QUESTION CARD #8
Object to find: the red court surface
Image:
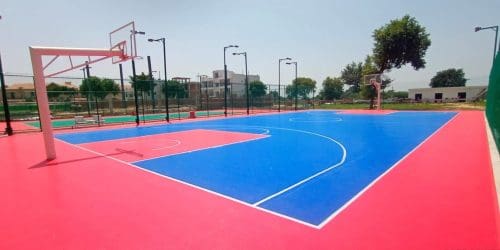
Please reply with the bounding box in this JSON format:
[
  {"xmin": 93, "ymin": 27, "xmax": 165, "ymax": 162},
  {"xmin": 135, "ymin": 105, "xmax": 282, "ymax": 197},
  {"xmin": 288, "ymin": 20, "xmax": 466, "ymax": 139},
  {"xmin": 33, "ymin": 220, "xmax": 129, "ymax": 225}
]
[
  {"xmin": 0, "ymin": 111, "xmax": 498, "ymax": 249},
  {"xmin": 80, "ymin": 129, "xmax": 268, "ymax": 162}
]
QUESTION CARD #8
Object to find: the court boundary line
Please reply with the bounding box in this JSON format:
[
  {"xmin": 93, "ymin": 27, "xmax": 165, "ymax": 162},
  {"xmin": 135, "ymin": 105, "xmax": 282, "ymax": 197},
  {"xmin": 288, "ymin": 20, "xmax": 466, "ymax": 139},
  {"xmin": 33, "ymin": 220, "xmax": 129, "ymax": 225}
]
[
  {"xmin": 53, "ymin": 111, "xmax": 457, "ymax": 229},
  {"xmin": 315, "ymin": 112, "xmax": 460, "ymax": 228},
  {"xmin": 56, "ymin": 138, "xmax": 322, "ymax": 229}
]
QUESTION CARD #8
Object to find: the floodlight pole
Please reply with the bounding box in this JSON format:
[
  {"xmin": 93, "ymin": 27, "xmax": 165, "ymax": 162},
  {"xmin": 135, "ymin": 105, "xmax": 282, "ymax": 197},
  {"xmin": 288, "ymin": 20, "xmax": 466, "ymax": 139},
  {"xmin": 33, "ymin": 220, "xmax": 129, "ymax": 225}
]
[
  {"xmin": 148, "ymin": 37, "xmax": 169, "ymax": 122},
  {"xmin": 0, "ymin": 53, "xmax": 13, "ymax": 135},
  {"xmin": 198, "ymin": 74, "xmax": 207, "ymax": 111},
  {"xmin": 278, "ymin": 57, "xmax": 292, "ymax": 112},
  {"xmin": 475, "ymin": 25, "xmax": 499, "ymax": 64},
  {"xmin": 147, "ymin": 55, "xmax": 156, "ymax": 112},
  {"xmin": 233, "ymin": 52, "xmax": 249, "ymax": 115},
  {"xmin": 224, "ymin": 45, "xmax": 238, "ymax": 117},
  {"xmin": 287, "ymin": 61, "xmax": 298, "ymax": 111}
]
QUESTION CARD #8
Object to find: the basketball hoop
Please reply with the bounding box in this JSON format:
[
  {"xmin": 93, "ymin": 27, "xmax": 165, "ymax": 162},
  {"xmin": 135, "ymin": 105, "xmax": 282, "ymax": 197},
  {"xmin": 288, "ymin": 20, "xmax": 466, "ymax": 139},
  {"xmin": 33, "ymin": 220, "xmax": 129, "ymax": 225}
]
[
  {"xmin": 363, "ymin": 74, "xmax": 385, "ymax": 111},
  {"xmin": 30, "ymin": 21, "xmax": 140, "ymax": 160}
]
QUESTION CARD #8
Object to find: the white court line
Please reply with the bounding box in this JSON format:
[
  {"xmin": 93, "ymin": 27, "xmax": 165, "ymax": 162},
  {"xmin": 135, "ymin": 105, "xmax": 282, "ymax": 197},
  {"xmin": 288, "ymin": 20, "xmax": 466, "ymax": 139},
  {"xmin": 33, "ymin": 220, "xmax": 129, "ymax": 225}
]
[
  {"xmin": 77, "ymin": 129, "xmax": 205, "ymax": 145},
  {"xmin": 56, "ymin": 138, "xmax": 321, "ymax": 229},
  {"xmin": 315, "ymin": 112, "xmax": 460, "ymax": 228},
  {"xmin": 253, "ymin": 127, "xmax": 347, "ymax": 206},
  {"xmin": 131, "ymin": 135, "xmax": 270, "ymax": 164},
  {"xmin": 152, "ymin": 139, "xmax": 181, "ymax": 150},
  {"xmin": 288, "ymin": 117, "xmax": 343, "ymax": 123}
]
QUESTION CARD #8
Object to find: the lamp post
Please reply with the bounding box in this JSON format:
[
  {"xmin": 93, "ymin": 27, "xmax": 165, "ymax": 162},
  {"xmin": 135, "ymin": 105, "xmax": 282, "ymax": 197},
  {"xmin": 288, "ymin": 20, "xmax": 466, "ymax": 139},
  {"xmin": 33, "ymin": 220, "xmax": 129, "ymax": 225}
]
[
  {"xmin": 224, "ymin": 45, "xmax": 238, "ymax": 117},
  {"xmin": 197, "ymin": 74, "xmax": 207, "ymax": 111},
  {"xmin": 233, "ymin": 52, "xmax": 249, "ymax": 115},
  {"xmin": 475, "ymin": 25, "xmax": 499, "ymax": 64},
  {"xmin": 286, "ymin": 61, "xmax": 298, "ymax": 111},
  {"xmin": 148, "ymin": 37, "xmax": 169, "ymax": 122},
  {"xmin": 278, "ymin": 57, "xmax": 292, "ymax": 112}
]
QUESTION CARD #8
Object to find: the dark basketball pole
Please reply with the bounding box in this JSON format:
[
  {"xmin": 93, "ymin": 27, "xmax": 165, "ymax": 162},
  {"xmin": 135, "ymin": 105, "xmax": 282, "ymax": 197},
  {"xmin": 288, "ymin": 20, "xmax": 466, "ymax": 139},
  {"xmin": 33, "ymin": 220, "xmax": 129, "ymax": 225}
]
[
  {"xmin": 233, "ymin": 52, "xmax": 249, "ymax": 115},
  {"xmin": 0, "ymin": 15, "xmax": 12, "ymax": 135},
  {"xmin": 286, "ymin": 61, "xmax": 298, "ymax": 111},
  {"xmin": 278, "ymin": 57, "xmax": 291, "ymax": 112},
  {"xmin": 475, "ymin": 25, "xmax": 499, "ymax": 64},
  {"xmin": 119, "ymin": 63, "xmax": 126, "ymax": 109},
  {"xmin": 130, "ymin": 30, "xmax": 145, "ymax": 125},
  {"xmin": 197, "ymin": 74, "xmax": 207, "ymax": 111},
  {"xmin": 148, "ymin": 37, "xmax": 169, "ymax": 122},
  {"xmin": 131, "ymin": 59, "xmax": 140, "ymax": 125},
  {"xmin": 0, "ymin": 53, "xmax": 12, "ymax": 135},
  {"xmin": 224, "ymin": 45, "xmax": 238, "ymax": 117}
]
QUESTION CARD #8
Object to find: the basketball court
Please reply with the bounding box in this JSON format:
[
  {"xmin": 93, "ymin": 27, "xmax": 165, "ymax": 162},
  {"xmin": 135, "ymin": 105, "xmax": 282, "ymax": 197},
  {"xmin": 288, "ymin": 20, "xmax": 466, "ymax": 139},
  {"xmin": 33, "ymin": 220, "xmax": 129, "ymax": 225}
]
[
  {"xmin": 0, "ymin": 21, "xmax": 498, "ymax": 249},
  {"xmin": 0, "ymin": 110, "xmax": 498, "ymax": 249}
]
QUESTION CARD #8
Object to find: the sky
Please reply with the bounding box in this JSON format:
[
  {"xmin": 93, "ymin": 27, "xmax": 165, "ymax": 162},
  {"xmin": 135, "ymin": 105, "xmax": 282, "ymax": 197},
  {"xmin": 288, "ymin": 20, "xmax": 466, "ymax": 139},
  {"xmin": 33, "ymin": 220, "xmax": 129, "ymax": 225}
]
[{"xmin": 1, "ymin": 0, "xmax": 499, "ymax": 91}]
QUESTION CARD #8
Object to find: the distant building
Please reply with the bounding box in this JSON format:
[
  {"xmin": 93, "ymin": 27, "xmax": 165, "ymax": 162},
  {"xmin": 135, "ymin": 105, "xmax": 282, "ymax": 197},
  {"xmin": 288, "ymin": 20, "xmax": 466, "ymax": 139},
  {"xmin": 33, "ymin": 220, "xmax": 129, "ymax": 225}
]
[
  {"xmin": 200, "ymin": 70, "xmax": 260, "ymax": 97},
  {"xmin": 5, "ymin": 83, "xmax": 35, "ymax": 100},
  {"xmin": 408, "ymin": 86, "xmax": 487, "ymax": 102},
  {"xmin": 6, "ymin": 81, "xmax": 80, "ymax": 101}
]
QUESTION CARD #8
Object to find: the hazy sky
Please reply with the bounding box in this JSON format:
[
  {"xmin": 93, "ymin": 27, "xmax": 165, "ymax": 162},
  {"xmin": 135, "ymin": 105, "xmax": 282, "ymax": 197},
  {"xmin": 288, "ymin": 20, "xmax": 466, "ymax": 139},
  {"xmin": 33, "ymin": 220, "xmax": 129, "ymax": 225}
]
[{"xmin": 1, "ymin": 0, "xmax": 499, "ymax": 90}]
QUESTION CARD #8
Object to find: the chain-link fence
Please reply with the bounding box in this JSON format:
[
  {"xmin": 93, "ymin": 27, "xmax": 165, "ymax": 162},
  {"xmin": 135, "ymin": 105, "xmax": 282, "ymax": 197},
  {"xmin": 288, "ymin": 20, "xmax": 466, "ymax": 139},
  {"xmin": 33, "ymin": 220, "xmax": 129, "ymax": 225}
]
[{"xmin": 0, "ymin": 74, "xmax": 312, "ymax": 133}]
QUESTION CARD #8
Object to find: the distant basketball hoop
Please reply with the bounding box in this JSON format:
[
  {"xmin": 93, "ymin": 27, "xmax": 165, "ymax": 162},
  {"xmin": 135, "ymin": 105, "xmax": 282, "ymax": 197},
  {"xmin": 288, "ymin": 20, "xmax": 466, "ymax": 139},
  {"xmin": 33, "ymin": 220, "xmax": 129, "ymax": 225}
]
[{"xmin": 363, "ymin": 73, "xmax": 386, "ymax": 111}]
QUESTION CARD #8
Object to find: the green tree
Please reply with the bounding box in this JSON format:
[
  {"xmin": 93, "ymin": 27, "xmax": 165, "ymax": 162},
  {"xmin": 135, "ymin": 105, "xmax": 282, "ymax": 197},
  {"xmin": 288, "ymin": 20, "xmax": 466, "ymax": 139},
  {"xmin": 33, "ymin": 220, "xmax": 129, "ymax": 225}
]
[
  {"xmin": 320, "ymin": 77, "xmax": 343, "ymax": 100},
  {"xmin": 340, "ymin": 62, "xmax": 363, "ymax": 93},
  {"xmin": 249, "ymin": 80, "xmax": 267, "ymax": 97},
  {"xmin": 130, "ymin": 72, "xmax": 155, "ymax": 93},
  {"xmin": 46, "ymin": 82, "xmax": 77, "ymax": 100},
  {"xmin": 80, "ymin": 76, "xmax": 120, "ymax": 100},
  {"xmin": 268, "ymin": 90, "xmax": 279, "ymax": 99},
  {"xmin": 372, "ymin": 15, "xmax": 431, "ymax": 73},
  {"xmin": 161, "ymin": 80, "xmax": 187, "ymax": 98},
  {"xmin": 286, "ymin": 77, "xmax": 317, "ymax": 99},
  {"xmin": 429, "ymin": 68, "xmax": 467, "ymax": 87}
]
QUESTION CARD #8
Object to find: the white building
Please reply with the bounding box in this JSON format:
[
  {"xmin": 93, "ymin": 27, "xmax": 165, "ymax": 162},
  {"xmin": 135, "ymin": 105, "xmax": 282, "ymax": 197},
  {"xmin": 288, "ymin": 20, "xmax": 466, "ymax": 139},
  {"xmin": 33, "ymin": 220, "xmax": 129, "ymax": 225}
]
[
  {"xmin": 202, "ymin": 70, "xmax": 260, "ymax": 97},
  {"xmin": 408, "ymin": 86, "xmax": 487, "ymax": 102}
]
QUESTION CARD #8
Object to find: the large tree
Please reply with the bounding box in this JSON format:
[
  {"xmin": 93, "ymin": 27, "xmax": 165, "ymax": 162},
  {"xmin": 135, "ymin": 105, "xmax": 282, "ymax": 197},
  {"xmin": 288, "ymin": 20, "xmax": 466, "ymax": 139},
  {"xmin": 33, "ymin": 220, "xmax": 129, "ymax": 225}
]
[
  {"xmin": 249, "ymin": 80, "xmax": 267, "ymax": 97},
  {"xmin": 286, "ymin": 77, "xmax": 316, "ymax": 99},
  {"xmin": 372, "ymin": 15, "xmax": 431, "ymax": 73},
  {"xmin": 429, "ymin": 68, "xmax": 467, "ymax": 88},
  {"xmin": 320, "ymin": 77, "xmax": 343, "ymax": 100},
  {"xmin": 80, "ymin": 76, "xmax": 119, "ymax": 100},
  {"xmin": 130, "ymin": 72, "xmax": 156, "ymax": 93},
  {"xmin": 161, "ymin": 80, "xmax": 187, "ymax": 98},
  {"xmin": 340, "ymin": 62, "xmax": 363, "ymax": 93}
]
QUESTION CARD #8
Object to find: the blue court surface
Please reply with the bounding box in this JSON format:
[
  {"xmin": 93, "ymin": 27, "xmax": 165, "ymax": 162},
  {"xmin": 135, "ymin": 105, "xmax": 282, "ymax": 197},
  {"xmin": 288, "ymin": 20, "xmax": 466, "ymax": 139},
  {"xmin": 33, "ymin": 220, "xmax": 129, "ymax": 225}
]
[{"xmin": 56, "ymin": 110, "xmax": 456, "ymax": 227}]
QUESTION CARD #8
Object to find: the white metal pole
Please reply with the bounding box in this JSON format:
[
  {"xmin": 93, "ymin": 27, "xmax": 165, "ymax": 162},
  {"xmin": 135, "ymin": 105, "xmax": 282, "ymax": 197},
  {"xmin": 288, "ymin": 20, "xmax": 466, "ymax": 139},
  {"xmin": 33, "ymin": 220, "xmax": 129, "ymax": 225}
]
[{"xmin": 30, "ymin": 47, "xmax": 56, "ymax": 160}]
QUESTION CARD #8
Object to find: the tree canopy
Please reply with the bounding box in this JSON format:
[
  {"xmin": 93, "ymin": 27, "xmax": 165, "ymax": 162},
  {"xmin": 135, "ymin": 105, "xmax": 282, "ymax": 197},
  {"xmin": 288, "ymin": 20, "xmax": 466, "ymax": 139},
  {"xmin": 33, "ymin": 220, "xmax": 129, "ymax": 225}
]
[
  {"xmin": 80, "ymin": 76, "xmax": 120, "ymax": 100},
  {"xmin": 130, "ymin": 72, "xmax": 156, "ymax": 93},
  {"xmin": 429, "ymin": 68, "xmax": 467, "ymax": 88},
  {"xmin": 372, "ymin": 15, "xmax": 431, "ymax": 73},
  {"xmin": 340, "ymin": 62, "xmax": 363, "ymax": 93},
  {"xmin": 46, "ymin": 82, "xmax": 77, "ymax": 100},
  {"xmin": 320, "ymin": 77, "xmax": 343, "ymax": 100},
  {"xmin": 286, "ymin": 77, "xmax": 316, "ymax": 99},
  {"xmin": 249, "ymin": 80, "xmax": 267, "ymax": 97},
  {"xmin": 161, "ymin": 80, "xmax": 187, "ymax": 98}
]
